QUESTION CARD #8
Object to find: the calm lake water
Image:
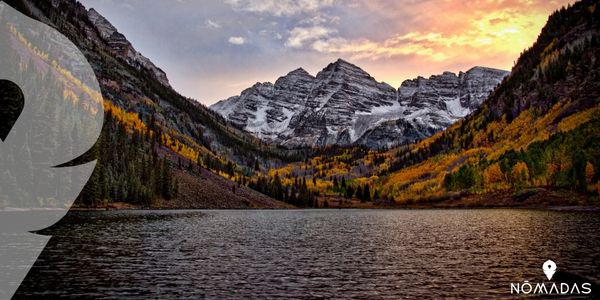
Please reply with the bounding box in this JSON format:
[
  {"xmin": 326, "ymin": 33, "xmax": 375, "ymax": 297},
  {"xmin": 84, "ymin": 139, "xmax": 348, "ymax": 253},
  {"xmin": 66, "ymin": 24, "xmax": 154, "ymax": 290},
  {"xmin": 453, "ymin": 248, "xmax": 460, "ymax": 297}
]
[{"xmin": 14, "ymin": 209, "xmax": 600, "ymax": 299}]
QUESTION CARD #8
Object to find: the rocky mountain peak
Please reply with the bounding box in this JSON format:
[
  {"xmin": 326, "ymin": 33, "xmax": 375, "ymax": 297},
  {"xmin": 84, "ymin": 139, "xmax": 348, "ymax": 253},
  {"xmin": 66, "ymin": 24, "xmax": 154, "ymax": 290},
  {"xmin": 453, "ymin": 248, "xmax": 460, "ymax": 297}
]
[
  {"xmin": 86, "ymin": 8, "xmax": 170, "ymax": 87},
  {"xmin": 462, "ymin": 66, "xmax": 508, "ymax": 81},
  {"xmin": 287, "ymin": 67, "xmax": 312, "ymax": 77},
  {"xmin": 243, "ymin": 82, "xmax": 273, "ymax": 97},
  {"xmin": 316, "ymin": 58, "xmax": 371, "ymax": 80},
  {"xmin": 275, "ymin": 68, "xmax": 314, "ymax": 87},
  {"xmin": 87, "ymin": 8, "xmax": 116, "ymax": 40}
]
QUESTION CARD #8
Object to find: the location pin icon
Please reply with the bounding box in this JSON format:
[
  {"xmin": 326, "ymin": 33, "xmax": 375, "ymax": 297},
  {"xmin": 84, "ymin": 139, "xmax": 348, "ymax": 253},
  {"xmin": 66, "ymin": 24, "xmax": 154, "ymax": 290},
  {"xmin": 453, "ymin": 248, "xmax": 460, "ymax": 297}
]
[{"xmin": 543, "ymin": 260, "xmax": 557, "ymax": 280}]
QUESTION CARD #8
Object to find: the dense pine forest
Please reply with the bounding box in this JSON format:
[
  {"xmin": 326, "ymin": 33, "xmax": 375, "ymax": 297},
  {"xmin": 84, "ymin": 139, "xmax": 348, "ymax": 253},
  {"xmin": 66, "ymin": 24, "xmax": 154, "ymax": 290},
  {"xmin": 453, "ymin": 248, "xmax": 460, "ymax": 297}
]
[{"xmin": 79, "ymin": 111, "xmax": 178, "ymax": 207}]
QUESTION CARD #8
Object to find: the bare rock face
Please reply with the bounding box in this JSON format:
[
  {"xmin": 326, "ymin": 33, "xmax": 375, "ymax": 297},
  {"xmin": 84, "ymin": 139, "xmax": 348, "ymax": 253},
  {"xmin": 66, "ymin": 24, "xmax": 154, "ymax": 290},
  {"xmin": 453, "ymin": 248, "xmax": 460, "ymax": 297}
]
[
  {"xmin": 87, "ymin": 8, "xmax": 170, "ymax": 87},
  {"xmin": 393, "ymin": 66, "xmax": 509, "ymax": 147},
  {"xmin": 285, "ymin": 59, "xmax": 397, "ymax": 147},
  {"xmin": 211, "ymin": 59, "xmax": 508, "ymax": 148},
  {"xmin": 211, "ymin": 68, "xmax": 316, "ymax": 142}
]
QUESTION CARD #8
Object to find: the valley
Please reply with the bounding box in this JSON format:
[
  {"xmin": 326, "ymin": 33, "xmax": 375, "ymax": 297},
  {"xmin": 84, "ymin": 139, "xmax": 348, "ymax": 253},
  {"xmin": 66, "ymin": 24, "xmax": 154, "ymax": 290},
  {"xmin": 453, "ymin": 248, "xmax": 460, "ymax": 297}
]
[{"xmin": 2, "ymin": 0, "xmax": 599, "ymax": 210}]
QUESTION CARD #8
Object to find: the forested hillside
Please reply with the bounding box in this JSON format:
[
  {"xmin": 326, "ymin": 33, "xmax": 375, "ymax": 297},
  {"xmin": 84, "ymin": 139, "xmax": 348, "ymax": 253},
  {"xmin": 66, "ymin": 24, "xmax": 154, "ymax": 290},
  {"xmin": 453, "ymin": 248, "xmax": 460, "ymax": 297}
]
[{"xmin": 380, "ymin": 0, "xmax": 600, "ymax": 203}]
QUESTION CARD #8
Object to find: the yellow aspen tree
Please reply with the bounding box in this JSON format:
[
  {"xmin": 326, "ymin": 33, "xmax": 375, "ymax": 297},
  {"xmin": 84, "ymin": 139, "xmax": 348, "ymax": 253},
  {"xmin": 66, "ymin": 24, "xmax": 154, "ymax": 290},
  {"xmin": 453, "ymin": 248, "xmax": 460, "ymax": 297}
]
[
  {"xmin": 483, "ymin": 163, "xmax": 504, "ymax": 187},
  {"xmin": 585, "ymin": 162, "xmax": 595, "ymax": 185},
  {"xmin": 512, "ymin": 161, "xmax": 530, "ymax": 188}
]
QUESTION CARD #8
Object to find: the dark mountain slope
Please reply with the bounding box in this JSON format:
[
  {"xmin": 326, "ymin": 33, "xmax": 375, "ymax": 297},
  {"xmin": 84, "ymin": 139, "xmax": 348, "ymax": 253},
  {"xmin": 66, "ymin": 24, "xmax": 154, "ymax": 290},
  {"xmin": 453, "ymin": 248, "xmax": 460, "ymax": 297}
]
[{"xmin": 2, "ymin": 0, "xmax": 292, "ymax": 208}]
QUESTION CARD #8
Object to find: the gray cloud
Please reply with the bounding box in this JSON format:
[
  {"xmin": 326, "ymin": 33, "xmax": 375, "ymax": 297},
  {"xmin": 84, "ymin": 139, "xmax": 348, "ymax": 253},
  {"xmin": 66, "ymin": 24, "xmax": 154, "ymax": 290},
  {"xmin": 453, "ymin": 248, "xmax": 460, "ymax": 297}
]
[
  {"xmin": 285, "ymin": 26, "xmax": 334, "ymax": 48},
  {"xmin": 206, "ymin": 19, "xmax": 221, "ymax": 29},
  {"xmin": 225, "ymin": 0, "xmax": 336, "ymax": 16}
]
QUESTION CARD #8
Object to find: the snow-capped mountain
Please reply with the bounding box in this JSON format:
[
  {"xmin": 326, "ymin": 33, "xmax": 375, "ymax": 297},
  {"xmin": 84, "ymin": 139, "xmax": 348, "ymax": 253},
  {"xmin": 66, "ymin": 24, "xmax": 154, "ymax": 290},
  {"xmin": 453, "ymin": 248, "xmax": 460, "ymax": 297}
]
[{"xmin": 211, "ymin": 59, "xmax": 508, "ymax": 148}]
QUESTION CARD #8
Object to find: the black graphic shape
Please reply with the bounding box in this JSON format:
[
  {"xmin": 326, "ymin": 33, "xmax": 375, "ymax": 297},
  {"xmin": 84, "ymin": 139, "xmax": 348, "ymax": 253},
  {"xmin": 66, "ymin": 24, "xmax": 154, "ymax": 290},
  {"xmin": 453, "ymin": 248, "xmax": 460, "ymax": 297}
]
[{"xmin": 0, "ymin": 79, "xmax": 24, "ymax": 141}]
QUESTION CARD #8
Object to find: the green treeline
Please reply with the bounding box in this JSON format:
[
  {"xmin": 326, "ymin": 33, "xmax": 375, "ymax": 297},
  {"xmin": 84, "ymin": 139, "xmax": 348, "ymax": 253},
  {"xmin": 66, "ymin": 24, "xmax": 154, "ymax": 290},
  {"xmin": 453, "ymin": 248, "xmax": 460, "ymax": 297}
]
[
  {"xmin": 249, "ymin": 175, "xmax": 317, "ymax": 207},
  {"xmin": 79, "ymin": 111, "xmax": 178, "ymax": 206}
]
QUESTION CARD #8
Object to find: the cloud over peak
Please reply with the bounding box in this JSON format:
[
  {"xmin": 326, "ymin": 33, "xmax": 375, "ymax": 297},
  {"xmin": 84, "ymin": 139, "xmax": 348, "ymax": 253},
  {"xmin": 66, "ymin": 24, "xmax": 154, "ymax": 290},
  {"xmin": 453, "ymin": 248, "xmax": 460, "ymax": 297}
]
[{"xmin": 285, "ymin": 26, "xmax": 335, "ymax": 48}]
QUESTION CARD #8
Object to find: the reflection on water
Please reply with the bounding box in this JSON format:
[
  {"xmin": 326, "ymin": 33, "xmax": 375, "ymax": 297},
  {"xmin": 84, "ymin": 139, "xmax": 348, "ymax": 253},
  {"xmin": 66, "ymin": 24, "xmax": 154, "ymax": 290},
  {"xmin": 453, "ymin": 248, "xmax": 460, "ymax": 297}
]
[{"xmin": 14, "ymin": 209, "xmax": 600, "ymax": 298}]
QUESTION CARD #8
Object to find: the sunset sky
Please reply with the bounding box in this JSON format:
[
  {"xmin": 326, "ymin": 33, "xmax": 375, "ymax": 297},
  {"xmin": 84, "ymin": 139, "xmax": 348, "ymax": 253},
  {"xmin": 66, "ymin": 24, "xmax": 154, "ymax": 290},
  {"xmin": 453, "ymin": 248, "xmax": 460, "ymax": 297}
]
[{"xmin": 80, "ymin": 0, "xmax": 573, "ymax": 105}]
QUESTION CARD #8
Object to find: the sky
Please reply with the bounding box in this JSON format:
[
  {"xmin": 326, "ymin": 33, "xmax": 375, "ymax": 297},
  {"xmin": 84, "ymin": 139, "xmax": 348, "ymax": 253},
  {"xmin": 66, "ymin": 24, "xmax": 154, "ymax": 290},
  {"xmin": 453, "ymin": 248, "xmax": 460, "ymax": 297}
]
[{"xmin": 79, "ymin": 0, "xmax": 573, "ymax": 105}]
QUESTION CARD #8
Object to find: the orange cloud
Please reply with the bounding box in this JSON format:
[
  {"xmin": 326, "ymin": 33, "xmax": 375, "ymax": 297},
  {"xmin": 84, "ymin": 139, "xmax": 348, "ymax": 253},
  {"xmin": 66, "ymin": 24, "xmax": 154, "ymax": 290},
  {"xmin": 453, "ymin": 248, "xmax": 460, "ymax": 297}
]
[{"xmin": 314, "ymin": 0, "xmax": 573, "ymax": 67}]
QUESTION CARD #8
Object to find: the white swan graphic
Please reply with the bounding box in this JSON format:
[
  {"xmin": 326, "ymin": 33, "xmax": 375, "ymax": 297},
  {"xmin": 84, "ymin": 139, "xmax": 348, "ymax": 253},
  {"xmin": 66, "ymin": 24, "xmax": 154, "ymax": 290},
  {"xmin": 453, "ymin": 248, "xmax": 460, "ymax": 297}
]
[{"xmin": 0, "ymin": 2, "xmax": 104, "ymax": 298}]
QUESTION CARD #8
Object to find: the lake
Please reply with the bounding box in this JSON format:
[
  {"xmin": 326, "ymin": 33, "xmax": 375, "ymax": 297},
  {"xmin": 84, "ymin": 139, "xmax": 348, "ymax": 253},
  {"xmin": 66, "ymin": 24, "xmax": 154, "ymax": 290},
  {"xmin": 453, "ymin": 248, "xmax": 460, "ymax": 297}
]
[{"xmin": 14, "ymin": 209, "xmax": 600, "ymax": 299}]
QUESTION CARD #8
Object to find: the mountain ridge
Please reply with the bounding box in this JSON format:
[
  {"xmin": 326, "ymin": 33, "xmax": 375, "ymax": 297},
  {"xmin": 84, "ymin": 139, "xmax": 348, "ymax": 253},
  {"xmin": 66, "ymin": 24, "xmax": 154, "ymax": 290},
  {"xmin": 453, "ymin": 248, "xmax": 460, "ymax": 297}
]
[
  {"xmin": 87, "ymin": 8, "xmax": 171, "ymax": 87},
  {"xmin": 211, "ymin": 59, "xmax": 508, "ymax": 148}
]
